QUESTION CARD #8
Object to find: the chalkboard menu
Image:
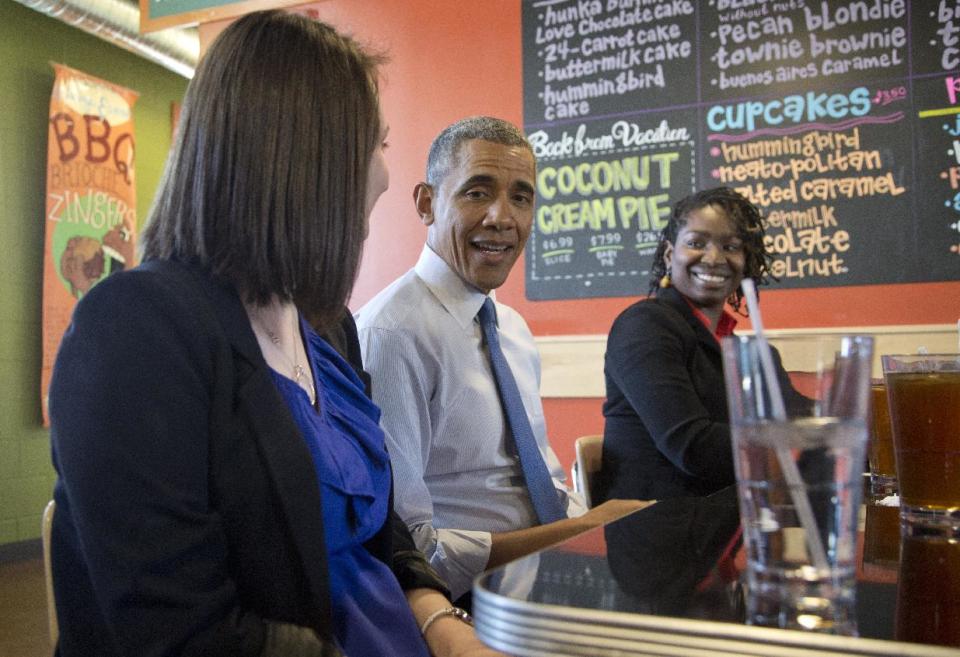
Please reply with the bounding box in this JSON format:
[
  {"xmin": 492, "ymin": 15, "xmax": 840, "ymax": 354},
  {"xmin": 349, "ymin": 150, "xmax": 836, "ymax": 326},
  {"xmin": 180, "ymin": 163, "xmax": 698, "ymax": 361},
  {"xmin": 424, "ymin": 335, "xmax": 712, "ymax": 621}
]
[{"xmin": 522, "ymin": 0, "xmax": 960, "ymax": 300}]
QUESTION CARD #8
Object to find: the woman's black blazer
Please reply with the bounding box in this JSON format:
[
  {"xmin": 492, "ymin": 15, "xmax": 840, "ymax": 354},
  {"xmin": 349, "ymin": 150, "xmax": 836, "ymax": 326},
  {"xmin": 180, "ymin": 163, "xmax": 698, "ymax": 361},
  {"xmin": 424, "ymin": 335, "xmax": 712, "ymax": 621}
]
[
  {"xmin": 599, "ymin": 286, "xmax": 796, "ymax": 502},
  {"xmin": 49, "ymin": 259, "xmax": 443, "ymax": 657}
]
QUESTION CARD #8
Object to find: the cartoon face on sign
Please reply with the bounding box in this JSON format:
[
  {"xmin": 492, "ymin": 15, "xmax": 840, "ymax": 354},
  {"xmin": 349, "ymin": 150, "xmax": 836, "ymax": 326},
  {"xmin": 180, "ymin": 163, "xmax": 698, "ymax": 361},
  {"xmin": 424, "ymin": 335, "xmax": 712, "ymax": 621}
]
[{"xmin": 52, "ymin": 192, "xmax": 134, "ymax": 299}]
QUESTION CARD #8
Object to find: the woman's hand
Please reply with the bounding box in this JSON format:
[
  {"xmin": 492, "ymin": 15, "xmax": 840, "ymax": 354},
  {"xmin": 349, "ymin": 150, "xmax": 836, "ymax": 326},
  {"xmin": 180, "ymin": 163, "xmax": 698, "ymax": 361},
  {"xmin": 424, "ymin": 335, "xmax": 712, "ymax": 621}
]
[
  {"xmin": 428, "ymin": 620, "xmax": 509, "ymax": 657},
  {"xmin": 406, "ymin": 589, "xmax": 510, "ymax": 657},
  {"xmin": 447, "ymin": 643, "xmax": 510, "ymax": 657}
]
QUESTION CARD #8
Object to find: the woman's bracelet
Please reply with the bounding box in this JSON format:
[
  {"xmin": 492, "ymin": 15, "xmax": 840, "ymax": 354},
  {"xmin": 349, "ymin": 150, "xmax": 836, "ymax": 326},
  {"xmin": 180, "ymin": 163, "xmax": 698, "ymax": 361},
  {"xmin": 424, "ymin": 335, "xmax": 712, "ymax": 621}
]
[{"xmin": 419, "ymin": 606, "xmax": 473, "ymax": 636}]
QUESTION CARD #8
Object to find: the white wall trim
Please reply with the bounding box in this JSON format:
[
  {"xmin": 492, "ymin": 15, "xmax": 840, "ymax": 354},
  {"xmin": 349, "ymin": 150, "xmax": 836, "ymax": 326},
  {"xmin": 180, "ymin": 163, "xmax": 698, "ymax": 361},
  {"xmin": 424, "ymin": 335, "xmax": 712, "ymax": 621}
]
[{"xmin": 536, "ymin": 323, "xmax": 959, "ymax": 399}]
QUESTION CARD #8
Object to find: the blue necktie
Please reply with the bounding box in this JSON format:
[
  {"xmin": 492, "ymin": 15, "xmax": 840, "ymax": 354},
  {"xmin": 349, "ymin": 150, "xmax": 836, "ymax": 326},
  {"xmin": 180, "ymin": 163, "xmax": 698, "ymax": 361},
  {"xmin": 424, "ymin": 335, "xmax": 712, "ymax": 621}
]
[{"xmin": 478, "ymin": 297, "xmax": 566, "ymax": 525}]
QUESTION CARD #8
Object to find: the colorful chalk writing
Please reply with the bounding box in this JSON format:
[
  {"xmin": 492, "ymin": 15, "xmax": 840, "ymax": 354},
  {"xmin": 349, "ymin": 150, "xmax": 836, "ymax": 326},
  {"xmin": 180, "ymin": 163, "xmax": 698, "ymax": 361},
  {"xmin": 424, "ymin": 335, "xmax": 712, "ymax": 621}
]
[{"xmin": 522, "ymin": 0, "xmax": 959, "ymax": 300}]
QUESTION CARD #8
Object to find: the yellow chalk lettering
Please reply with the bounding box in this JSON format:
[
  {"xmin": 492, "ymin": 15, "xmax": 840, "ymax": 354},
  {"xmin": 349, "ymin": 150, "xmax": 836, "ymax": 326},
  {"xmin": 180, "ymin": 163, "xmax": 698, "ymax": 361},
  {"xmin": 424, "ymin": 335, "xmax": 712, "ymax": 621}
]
[
  {"xmin": 617, "ymin": 196, "xmax": 637, "ymax": 229},
  {"xmin": 538, "ymin": 167, "xmax": 557, "ymax": 200},
  {"xmin": 652, "ymin": 153, "xmax": 678, "ymax": 188},
  {"xmin": 537, "ymin": 205, "xmax": 555, "ymax": 234},
  {"xmin": 593, "ymin": 161, "xmax": 613, "ymax": 194},
  {"xmin": 557, "ymin": 166, "xmax": 576, "ymax": 196},
  {"xmin": 576, "ymin": 162, "xmax": 592, "ymax": 195}
]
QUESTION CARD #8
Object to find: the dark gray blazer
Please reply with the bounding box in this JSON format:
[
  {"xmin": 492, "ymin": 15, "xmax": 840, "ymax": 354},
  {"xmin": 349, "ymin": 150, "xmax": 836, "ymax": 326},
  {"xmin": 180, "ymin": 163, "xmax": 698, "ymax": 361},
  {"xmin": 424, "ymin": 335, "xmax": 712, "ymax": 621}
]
[
  {"xmin": 599, "ymin": 287, "xmax": 796, "ymax": 502},
  {"xmin": 49, "ymin": 259, "xmax": 443, "ymax": 657}
]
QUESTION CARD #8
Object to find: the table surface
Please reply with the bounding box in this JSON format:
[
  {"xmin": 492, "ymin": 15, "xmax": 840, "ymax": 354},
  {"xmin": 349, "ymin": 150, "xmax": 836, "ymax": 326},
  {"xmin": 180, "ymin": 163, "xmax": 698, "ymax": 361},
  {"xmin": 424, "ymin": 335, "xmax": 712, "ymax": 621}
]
[{"xmin": 473, "ymin": 486, "xmax": 960, "ymax": 657}]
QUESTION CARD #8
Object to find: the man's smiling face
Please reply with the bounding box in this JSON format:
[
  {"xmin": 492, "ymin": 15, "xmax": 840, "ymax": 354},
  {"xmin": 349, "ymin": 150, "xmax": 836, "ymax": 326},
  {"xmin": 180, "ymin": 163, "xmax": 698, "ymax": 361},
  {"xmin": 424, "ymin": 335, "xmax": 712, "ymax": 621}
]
[{"xmin": 417, "ymin": 139, "xmax": 536, "ymax": 293}]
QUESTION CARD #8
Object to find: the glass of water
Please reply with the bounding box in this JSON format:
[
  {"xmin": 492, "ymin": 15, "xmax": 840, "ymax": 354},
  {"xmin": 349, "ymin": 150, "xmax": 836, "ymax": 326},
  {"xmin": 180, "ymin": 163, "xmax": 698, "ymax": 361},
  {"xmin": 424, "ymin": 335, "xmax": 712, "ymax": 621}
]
[{"xmin": 722, "ymin": 334, "xmax": 874, "ymax": 635}]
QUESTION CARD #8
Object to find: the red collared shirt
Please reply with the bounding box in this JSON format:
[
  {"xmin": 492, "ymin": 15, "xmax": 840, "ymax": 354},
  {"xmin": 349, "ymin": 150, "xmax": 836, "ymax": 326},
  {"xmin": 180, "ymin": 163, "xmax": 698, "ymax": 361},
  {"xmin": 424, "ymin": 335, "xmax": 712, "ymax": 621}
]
[{"xmin": 683, "ymin": 297, "xmax": 737, "ymax": 342}]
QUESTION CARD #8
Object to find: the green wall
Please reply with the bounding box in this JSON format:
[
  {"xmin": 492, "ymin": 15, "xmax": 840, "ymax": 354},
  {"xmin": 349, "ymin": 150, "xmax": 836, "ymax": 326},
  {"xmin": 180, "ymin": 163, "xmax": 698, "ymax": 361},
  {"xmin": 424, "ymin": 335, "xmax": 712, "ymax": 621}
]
[{"xmin": 0, "ymin": 0, "xmax": 188, "ymax": 545}]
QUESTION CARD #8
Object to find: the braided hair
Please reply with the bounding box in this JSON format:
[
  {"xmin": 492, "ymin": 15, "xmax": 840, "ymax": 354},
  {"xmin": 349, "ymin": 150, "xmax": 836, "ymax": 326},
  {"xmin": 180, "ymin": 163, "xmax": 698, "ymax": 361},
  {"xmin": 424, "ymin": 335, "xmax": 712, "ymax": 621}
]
[{"xmin": 648, "ymin": 186, "xmax": 773, "ymax": 313}]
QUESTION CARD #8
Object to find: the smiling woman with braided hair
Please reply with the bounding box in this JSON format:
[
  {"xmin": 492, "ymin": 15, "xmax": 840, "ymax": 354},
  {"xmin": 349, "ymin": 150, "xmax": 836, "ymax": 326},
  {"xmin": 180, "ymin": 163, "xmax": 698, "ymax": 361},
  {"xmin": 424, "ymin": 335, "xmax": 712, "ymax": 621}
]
[{"xmin": 597, "ymin": 187, "xmax": 802, "ymax": 503}]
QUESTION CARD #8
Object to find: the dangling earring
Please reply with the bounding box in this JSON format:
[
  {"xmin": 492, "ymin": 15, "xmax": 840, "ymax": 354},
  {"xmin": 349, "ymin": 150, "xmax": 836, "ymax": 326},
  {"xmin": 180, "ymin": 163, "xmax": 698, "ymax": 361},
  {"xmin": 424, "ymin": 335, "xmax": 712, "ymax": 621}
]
[{"xmin": 659, "ymin": 273, "xmax": 671, "ymax": 288}]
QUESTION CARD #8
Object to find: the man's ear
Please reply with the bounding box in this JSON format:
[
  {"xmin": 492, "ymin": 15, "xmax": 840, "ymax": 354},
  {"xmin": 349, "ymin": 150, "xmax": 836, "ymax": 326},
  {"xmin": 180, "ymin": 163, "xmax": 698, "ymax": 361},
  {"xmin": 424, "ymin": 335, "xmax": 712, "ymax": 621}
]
[{"xmin": 413, "ymin": 183, "xmax": 434, "ymax": 226}]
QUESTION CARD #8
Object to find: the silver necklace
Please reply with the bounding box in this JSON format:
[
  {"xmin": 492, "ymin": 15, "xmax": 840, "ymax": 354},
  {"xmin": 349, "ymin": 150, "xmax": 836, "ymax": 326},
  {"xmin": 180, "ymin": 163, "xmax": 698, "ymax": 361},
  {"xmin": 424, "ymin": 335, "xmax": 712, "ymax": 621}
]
[{"xmin": 262, "ymin": 311, "xmax": 316, "ymax": 406}]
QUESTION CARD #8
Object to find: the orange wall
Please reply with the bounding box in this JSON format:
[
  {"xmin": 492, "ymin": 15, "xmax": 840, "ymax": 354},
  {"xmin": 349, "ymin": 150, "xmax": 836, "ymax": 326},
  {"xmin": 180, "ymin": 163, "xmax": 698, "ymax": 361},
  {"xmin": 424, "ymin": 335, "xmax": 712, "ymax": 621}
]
[{"xmin": 201, "ymin": 0, "xmax": 959, "ymax": 472}]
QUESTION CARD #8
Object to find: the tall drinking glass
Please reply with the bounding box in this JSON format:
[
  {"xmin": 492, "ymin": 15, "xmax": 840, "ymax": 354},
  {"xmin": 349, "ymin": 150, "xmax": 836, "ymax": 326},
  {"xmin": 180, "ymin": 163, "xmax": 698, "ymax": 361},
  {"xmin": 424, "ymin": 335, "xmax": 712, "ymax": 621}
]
[
  {"xmin": 868, "ymin": 381, "xmax": 897, "ymax": 499},
  {"xmin": 722, "ymin": 335, "xmax": 873, "ymax": 635},
  {"xmin": 881, "ymin": 354, "xmax": 960, "ymax": 532},
  {"xmin": 863, "ymin": 502, "xmax": 900, "ymax": 568},
  {"xmin": 896, "ymin": 533, "xmax": 960, "ymax": 647}
]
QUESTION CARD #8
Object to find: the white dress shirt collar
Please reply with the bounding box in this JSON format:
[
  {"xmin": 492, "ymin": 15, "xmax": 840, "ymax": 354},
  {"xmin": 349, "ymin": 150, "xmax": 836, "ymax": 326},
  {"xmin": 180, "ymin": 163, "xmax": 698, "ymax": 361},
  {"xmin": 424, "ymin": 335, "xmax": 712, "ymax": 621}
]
[{"xmin": 414, "ymin": 245, "xmax": 496, "ymax": 331}]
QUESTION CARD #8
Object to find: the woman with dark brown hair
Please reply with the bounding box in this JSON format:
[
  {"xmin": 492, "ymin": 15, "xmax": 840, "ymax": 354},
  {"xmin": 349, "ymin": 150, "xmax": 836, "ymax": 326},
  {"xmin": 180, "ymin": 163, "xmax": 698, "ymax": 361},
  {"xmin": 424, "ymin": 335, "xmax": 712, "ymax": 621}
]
[
  {"xmin": 598, "ymin": 187, "xmax": 799, "ymax": 503},
  {"xmin": 48, "ymin": 11, "xmax": 500, "ymax": 657}
]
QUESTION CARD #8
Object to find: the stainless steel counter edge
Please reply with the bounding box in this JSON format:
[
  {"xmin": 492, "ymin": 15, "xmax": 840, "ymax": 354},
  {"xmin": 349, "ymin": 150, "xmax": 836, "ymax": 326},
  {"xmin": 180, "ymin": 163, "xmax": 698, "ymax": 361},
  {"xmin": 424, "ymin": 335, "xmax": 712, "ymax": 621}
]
[{"xmin": 473, "ymin": 582, "xmax": 960, "ymax": 657}]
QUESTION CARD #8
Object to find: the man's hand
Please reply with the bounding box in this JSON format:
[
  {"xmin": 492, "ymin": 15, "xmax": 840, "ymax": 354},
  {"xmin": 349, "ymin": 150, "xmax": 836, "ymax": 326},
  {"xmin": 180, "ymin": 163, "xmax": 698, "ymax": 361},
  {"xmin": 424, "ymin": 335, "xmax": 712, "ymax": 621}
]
[
  {"xmin": 488, "ymin": 499, "xmax": 655, "ymax": 569},
  {"xmin": 576, "ymin": 499, "xmax": 655, "ymax": 530}
]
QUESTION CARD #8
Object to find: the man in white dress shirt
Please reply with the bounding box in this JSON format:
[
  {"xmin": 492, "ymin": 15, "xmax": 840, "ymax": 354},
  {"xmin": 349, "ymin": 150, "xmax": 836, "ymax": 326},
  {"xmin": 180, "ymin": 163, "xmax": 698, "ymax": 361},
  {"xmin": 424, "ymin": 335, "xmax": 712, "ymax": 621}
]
[{"xmin": 356, "ymin": 117, "xmax": 644, "ymax": 600}]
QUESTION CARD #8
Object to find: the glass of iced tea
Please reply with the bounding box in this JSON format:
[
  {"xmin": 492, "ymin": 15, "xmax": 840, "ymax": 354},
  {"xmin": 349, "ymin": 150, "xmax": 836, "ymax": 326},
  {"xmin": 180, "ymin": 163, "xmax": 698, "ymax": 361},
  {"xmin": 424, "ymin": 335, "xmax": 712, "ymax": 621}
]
[
  {"xmin": 868, "ymin": 381, "xmax": 897, "ymax": 499},
  {"xmin": 863, "ymin": 502, "xmax": 900, "ymax": 567},
  {"xmin": 896, "ymin": 534, "xmax": 960, "ymax": 647},
  {"xmin": 881, "ymin": 354, "xmax": 960, "ymax": 531}
]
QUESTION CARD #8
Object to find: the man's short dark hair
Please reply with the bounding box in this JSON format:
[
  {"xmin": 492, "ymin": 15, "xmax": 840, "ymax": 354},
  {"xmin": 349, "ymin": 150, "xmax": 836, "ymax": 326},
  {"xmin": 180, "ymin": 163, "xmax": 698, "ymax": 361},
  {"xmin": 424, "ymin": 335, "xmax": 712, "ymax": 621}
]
[
  {"xmin": 425, "ymin": 116, "xmax": 533, "ymax": 186},
  {"xmin": 142, "ymin": 10, "xmax": 384, "ymax": 329}
]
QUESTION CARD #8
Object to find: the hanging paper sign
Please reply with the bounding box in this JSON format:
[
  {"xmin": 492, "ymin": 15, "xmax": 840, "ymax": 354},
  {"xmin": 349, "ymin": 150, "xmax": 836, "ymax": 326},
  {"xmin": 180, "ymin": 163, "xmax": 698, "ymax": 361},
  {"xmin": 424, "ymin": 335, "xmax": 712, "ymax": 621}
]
[{"xmin": 42, "ymin": 64, "xmax": 139, "ymax": 425}]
